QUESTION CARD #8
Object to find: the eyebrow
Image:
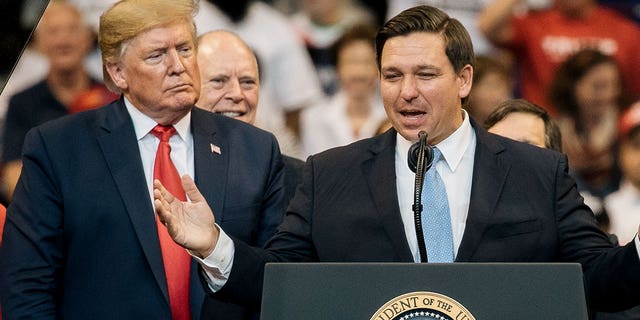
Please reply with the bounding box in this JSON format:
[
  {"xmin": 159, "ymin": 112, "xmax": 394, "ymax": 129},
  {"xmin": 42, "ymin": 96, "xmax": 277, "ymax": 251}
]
[{"xmin": 381, "ymin": 64, "xmax": 440, "ymax": 73}]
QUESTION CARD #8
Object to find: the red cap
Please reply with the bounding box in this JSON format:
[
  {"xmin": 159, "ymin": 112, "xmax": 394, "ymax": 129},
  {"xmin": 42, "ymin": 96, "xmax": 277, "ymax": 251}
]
[{"xmin": 619, "ymin": 101, "xmax": 640, "ymax": 139}]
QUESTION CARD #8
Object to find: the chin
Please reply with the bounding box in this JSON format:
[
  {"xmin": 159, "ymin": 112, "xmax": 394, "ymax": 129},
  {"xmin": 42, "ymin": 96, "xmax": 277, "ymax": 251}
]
[{"xmin": 396, "ymin": 128, "xmax": 420, "ymax": 142}]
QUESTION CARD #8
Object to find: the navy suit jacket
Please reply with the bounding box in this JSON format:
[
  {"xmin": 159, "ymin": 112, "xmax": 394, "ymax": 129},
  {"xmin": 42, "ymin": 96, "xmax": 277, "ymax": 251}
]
[
  {"xmin": 0, "ymin": 99, "xmax": 285, "ymax": 319},
  {"xmin": 216, "ymin": 123, "xmax": 640, "ymax": 313}
]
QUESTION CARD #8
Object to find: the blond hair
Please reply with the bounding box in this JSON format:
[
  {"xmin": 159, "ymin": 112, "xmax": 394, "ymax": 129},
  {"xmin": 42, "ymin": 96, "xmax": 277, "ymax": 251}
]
[{"xmin": 98, "ymin": 0, "xmax": 198, "ymax": 92}]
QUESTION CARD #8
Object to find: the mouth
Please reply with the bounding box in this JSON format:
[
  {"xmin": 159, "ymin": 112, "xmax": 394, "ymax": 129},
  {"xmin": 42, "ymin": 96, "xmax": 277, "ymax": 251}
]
[
  {"xmin": 168, "ymin": 83, "xmax": 192, "ymax": 91},
  {"xmin": 399, "ymin": 110, "xmax": 426, "ymax": 119},
  {"xmin": 215, "ymin": 111, "xmax": 246, "ymax": 118}
]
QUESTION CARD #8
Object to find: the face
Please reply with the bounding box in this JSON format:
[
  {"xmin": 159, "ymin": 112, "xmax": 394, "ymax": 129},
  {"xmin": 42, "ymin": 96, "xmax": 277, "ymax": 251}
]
[
  {"xmin": 337, "ymin": 40, "xmax": 378, "ymax": 101},
  {"xmin": 488, "ymin": 111, "xmax": 546, "ymax": 148},
  {"xmin": 196, "ymin": 34, "xmax": 259, "ymax": 124},
  {"xmin": 106, "ymin": 21, "xmax": 200, "ymax": 125},
  {"xmin": 468, "ymin": 72, "xmax": 512, "ymax": 124},
  {"xmin": 35, "ymin": 4, "xmax": 92, "ymax": 73},
  {"xmin": 574, "ymin": 62, "xmax": 620, "ymax": 117},
  {"xmin": 619, "ymin": 131, "xmax": 640, "ymax": 188},
  {"xmin": 380, "ymin": 32, "xmax": 472, "ymax": 143}
]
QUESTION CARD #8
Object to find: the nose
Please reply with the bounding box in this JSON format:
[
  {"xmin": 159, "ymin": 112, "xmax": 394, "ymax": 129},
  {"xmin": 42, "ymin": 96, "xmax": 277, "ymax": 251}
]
[
  {"xmin": 166, "ymin": 49, "xmax": 186, "ymax": 75},
  {"xmin": 226, "ymin": 80, "xmax": 243, "ymax": 103},
  {"xmin": 400, "ymin": 76, "xmax": 419, "ymax": 101}
]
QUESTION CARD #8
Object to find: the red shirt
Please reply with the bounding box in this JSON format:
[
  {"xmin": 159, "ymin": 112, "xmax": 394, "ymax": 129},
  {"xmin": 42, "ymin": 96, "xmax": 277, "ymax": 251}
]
[{"xmin": 508, "ymin": 6, "xmax": 640, "ymax": 114}]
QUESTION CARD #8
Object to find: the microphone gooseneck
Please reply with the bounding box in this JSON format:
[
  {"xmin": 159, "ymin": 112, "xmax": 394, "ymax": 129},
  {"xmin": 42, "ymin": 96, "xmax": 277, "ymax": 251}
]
[{"xmin": 408, "ymin": 131, "xmax": 434, "ymax": 262}]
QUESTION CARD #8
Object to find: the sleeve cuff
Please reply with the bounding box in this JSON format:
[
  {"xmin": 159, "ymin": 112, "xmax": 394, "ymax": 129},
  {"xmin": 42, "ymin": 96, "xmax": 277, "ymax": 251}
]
[{"xmin": 189, "ymin": 224, "xmax": 235, "ymax": 292}]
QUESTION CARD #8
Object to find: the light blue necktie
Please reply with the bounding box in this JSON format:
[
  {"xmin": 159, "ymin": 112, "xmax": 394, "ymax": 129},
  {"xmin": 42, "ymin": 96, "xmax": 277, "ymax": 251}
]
[{"xmin": 421, "ymin": 147, "xmax": 454, "ymax": 262}]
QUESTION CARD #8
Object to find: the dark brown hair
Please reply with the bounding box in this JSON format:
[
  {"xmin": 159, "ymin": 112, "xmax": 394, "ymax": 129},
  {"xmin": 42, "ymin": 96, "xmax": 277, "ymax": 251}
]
[
  {"xmin": 485, "ymin": 98, "xmax": 563, "ymax": 152},
  {"xmin": 548, "ymin": 49, "xmax": 623, "ymax": 117},
  {"xmin": 375, "ymin": 5, "xmax": 475, "ymax": 106}
]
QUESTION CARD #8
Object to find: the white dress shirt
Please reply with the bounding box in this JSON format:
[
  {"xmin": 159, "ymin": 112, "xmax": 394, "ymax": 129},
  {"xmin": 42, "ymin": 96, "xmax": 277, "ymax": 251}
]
[
  {"xmin": 605, "ymin": 181, "xmax": 640, "ymax": 245},
  {"xmin": 395, "ymin": 110, "xmax": 476, "ymax": 262},
  {"xmin": 123, "ymin": 98, "xmax": 194, "ymax": 206}
]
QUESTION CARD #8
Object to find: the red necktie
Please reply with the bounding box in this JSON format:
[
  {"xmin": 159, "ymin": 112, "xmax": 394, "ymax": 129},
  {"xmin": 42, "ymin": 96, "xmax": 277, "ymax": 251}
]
[{"xmin": 151, "ymin": 125, "xmax": 191, "ymax": 320}]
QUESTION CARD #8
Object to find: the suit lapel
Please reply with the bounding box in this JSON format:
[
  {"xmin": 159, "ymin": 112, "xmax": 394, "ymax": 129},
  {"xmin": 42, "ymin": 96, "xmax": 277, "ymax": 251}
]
[
  {"xmin": 95, "ymin": 100, "xmax": 169, "ymax": 301},
  {"xmin": 191, "ymin": 108, "xmax": 228, "ymax": 220},
  {"xmin": 362, "ymin": 130, "xmax": 414, "ymax": 262},
  {"xmin": 456, "ymin": 125, "xmax": 510, "ymax": 261}
]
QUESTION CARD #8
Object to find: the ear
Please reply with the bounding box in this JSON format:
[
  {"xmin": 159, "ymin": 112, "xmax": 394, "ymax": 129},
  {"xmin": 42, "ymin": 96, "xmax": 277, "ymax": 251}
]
[
  {"xmin": 105, "ymin": 61, "xmax": 128, "ymax": 91},
  {"xmin": 458, "ymin": 64, "xmax": 473, "ymax": 99}
]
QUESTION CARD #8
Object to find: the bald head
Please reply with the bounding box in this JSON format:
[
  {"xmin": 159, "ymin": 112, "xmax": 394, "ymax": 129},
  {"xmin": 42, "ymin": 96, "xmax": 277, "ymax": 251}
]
[
  {"xmin": 196, "ymin": 30, "xmax": 260, "ymax": 125},
  {"xmin": 35, "ymin": 1, "xmax": 93, "ymax": 73}
]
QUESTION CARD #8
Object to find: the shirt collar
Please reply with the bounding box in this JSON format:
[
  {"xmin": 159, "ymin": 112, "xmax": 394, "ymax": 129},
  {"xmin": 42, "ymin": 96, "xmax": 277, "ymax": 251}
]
[
  {"xmin": 396, "ymin": 109, "xmax": 473, "ymax": 172},
  {"xmin": 437, "ymin": 109, "xmax": 473, "ymax": 172},
  {"xmin": 124, "ymin": 97, "xmax": 192, "ymax": 142}
]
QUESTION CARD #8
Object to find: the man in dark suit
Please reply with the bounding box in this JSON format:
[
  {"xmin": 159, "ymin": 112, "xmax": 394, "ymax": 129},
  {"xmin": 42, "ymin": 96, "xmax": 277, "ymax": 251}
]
[
  {"xmin": 195, "ymin": 30, "xmax": 304, "ymax": 211},
  {"xmin": 154, "ymin": 5, "xmax": 640, "ymax": 315},
  {"xmin": 0, "ymin": 0, "xmax": 284, "ymax": 319},
  {"xmin": 194, "ymin": 29, "xmax": 303, "ymax": 320}
]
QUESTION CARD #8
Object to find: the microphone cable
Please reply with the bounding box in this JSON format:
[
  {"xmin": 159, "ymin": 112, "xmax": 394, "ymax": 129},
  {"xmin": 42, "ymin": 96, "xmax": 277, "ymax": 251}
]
[{"xmin": 407, "ymin": 131, "xmax": 434, "ymax": 262}]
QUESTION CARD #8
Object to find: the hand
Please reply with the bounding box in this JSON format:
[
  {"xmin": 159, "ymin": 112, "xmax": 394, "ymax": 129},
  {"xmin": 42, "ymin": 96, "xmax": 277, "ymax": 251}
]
[{"xmin": 154, "ymin": 175, "xmax": 219, "ymax": 258}]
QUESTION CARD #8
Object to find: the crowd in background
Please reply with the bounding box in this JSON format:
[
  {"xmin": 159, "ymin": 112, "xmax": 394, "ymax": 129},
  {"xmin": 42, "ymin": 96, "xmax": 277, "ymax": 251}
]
[
  {"xmin": 0, "ymin": 0, "xmax": 639, "ymax": 318},
  {"xmin": 1, "ymin": 0, "xmax": 639, "ymax": 224}
]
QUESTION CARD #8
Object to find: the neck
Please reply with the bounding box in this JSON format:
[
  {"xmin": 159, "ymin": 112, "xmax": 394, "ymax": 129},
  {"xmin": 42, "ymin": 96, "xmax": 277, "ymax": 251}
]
[
  {"xmin": 346, "ymin": 96, "xmax": 372, "ymax": 117},
  {"xmin": 47, "ymin": 68, "xmax": 92, "ymax": 106}
]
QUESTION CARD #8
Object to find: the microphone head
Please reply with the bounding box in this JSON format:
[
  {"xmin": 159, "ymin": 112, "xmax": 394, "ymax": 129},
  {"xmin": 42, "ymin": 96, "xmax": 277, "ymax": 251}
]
[
  {"xmin": 408, "ymin": 142, "xmax": 420, "ymax": 173},
  {"xmin": 407, "ymin": 131, "xmax": 434, "ymax": 173}
]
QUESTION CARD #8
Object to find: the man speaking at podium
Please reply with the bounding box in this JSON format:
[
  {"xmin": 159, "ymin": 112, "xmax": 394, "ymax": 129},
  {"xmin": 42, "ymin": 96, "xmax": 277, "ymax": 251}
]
[{"xmin": 154, "ymin": 5, "xmax": 640, "ymax": 315}]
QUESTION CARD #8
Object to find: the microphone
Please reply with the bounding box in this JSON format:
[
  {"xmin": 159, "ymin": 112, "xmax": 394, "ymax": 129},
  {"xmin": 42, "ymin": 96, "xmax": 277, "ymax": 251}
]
[
  {"xmin": 407, "ymin": 131, "xmax": 434, "ymax": 173},
  {"xmin": 407, "ymin": 131, "xmax": 434, "ymax": 262}
]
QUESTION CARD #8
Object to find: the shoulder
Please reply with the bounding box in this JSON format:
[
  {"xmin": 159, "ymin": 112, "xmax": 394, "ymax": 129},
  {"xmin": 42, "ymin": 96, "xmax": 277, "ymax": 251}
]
[
  {"xmin": 8, "ymin": 80, "xmax": 50, "ymax": 105},
  {"xmin": 28, "ymin": 100, "xmax": 116, "ymax": 141},
  {"xmin": 478, "ymin": 128, "xmax": 566, "ymax": 174},
  {"xmin": 310, "ymin": 131, "xmax": 393, "ymax": 168}
]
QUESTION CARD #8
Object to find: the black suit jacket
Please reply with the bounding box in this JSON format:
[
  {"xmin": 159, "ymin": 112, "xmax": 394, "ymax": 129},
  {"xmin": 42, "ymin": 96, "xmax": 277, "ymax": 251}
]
[
  {"xmin": 201, "ymin": 155, "xmax": 303, "ymax": 320},
  {"xmin": 217, "ymin": 123, "xmax": 640, "ymax": 313},
  {"xmin": 0, "ymin": 99, "xmax": 285, "ymax": 319}
]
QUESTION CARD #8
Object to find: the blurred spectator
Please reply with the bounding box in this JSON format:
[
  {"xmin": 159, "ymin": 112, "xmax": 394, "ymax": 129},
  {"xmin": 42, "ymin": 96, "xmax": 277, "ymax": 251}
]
[
  {"xmin": 465, "ymin": 55, "xmax": 513, "ymax": 124},
  {"xmin": 478, "ymin": 0, "xmax": 640, "ymax": 114},
  {"xmin": 598, "ymin": 100, "xmax": 640, "ymax": 320},
  {"xmin": 484, "ymin": 98, "xmax": 617, "ymax": 240},
  {"xmin": 548, "ymin": 49, "xmax": 625, "ymax": 198},
  {"xmin": 66, "ymin": 0, "xmax": 119, "ymax": 80},
  {"xmin": 300, "ymin": 24, "xmax": 386, "ymax": 156},
  {"xmin": 195, "ymin": 0, "xmax": 323, "ymax": 159},
  {"xmin": 604, "ymin": 101, "xmax": 640, "ymax": 245},
  {"xmin": 0, "ymin": 0, "xmax": 50, "ymax": 167},
  {"xmin": 290, "ymin": 0, "xmax": 375, "ymax": 95},
  {"xmin": 0, "ymin": 1, "xmax": 118, "ymax": 202},
  {"xmin": 485, "ymin": 98, "xmax": 561, "ymax": 151}
]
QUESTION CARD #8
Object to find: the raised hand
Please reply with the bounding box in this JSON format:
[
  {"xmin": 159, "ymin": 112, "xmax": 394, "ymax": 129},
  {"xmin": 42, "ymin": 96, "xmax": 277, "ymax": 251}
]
[{"xmin": 154, "ymin": 175, "xmax": 219, "ymax": 258}]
